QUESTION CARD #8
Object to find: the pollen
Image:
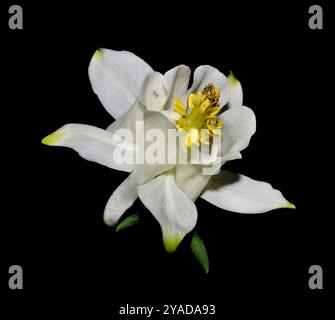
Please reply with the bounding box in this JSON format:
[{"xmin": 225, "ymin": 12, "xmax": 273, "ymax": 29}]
[{"xmin": 174, "ymin": 83, "xmax": 222, "ymax": 146}]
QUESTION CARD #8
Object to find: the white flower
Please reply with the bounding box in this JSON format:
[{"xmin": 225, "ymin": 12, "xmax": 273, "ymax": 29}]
[{"xmin": 42, "ymin": 48, "xmax": 295, "ymax": 252}]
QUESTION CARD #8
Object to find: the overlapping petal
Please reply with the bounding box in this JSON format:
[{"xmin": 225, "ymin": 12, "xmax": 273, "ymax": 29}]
[
  {"xmin": 138, "ymin": 170, "xmax": 197, "ymax": 252},
  {"xmin": 163, "ymin": 65, "xmax": 191, "ymax": 110},
  {"xmin": 219, "ymin": 106, "xmax": 256, "ymax": 161},
  {"xmin": 107, "ymin": 65, "xmax": 191, "ymax": 137},
  {"xmin": 139, "ymin": 71, "xmax": 167, "ymax": 111},
  {"xmin": 175, "ymin": 165, "xmax": 212, "ymax": 201},
  {"xmin": 106, "ymin": 98, "xmax": 145, "ymax": 141},
  {"xmin": 88, "ymin": 49, "xmax": 152, "ymax": 119}
]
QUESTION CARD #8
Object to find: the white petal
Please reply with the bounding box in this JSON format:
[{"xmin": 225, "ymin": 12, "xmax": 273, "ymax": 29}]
[
  {"xmin": 227, "ymin": 72, "xmax": 243, "ymax": 108},
  {"xmin": 175, "ymin": 165, "xmax": 212, "ymax": 201},
  {"xmin": 189, "ymin": 135, "xmax": 220, "ymax": 166},
  {"xmin": 104, "ymin": 162, "xmax": 176, "ymax": 224},
  {"xmin": 104, "ymin": 111, "xmax": 176, "ymax": 226},
  {"xmin": 104, "ymin": 163, "xmax": 174, "ymax": 226},
  {"xmin": 189, "ymin": 65, "xmax": 230, "ymax": 107},
  {"xmin": 42, "ymin": 124, "xmax": 135, "ymax": 172},
  {"xmin": 219, "ymin": 106, "xmax": 256, "ymax": 161},
  {"xmin": 88, "ymin": 49, "xmax": 152, "ymax": 119},
  {"xmin": 138, "ymin": 170, "xmax": 197, "ymax": 252},
  {"xmin": 160, "ymin": 110, "xmax": 180, "ymax": 122},
  {"xmin": 106, "ymin": 98, "xmax": 145, "ymax": 142},
  {"xmin": 104, "ymin": 170, "xmax": 144, "ymax": 226},
  {"xmin": 139, "ymin": 66, "xmax": 191, "ymax": 112},
  {"xmin": 201, "ymin": 170, "xmax": 295, "ymax": 213},
  {"xmin": 141, "ymin": 111, "xmax": 178, "ymax": 165},
  {"xmin": 139, "ymin": 71, "xmax": 167, "ymax": 111},
  {"xmin": 163, "ymin": 65, "xmax": 191, "ymax": 111},
  {"xmin": 202, "ymin": 106, "xmax": 256, "ymax": 176}
]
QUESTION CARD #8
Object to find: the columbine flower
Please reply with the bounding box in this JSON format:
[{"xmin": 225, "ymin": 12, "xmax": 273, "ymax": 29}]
[{"xmin": 42, "ymin": 48, "xmax": 295, "ymax": 253}]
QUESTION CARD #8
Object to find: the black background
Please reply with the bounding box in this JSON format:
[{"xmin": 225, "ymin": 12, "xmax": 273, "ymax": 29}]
[{"xmin": 2, "ymin": 0, "xmax": 333, "ymax": 317}]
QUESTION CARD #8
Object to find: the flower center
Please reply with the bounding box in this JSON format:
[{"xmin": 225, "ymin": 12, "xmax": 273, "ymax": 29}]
[{"xmin": 174, "ymin": 83, "xmax": 222, "ymax": 147}]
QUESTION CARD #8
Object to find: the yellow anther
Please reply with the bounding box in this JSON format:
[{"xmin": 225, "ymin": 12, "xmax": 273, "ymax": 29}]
[
  {"xmin": 174, "ymin": 98, "xmax": 187, "ymax": 116},
  {"xmin": 188, "ymin": 93, "xmax": 197, "ymax": 109}
]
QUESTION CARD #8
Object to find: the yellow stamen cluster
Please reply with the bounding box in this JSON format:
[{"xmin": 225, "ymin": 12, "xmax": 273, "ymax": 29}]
[{"xmin": 174, "ymin": 84, "xmax": 222, "ymax": 147}]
